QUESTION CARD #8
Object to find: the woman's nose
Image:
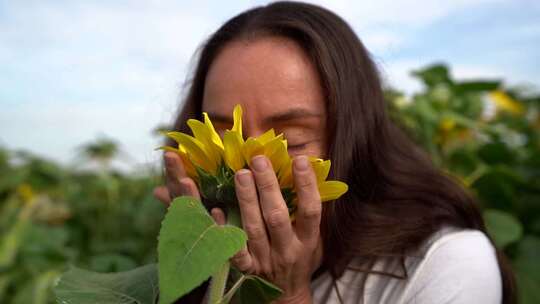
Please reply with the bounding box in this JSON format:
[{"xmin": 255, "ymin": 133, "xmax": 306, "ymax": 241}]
[{"xmin": 241, "ymin": 121, "xmax": 267, "ymax": 140}]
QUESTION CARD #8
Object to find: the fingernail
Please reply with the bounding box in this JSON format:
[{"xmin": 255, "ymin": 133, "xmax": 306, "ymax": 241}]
[
  {"xmin": 294, "ymin": 156, "xmax": 309, "ymax": 171},
  {"xmin": 251, "ymin": 155, "xmax": 268, "ymax": 171},
  {"xmin": 236, "ymin": 169, "xmax": 251, "ymax": 186}
]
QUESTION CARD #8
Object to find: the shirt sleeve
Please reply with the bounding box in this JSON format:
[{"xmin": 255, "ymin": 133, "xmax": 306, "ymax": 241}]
[{"xmin": 402, "ymin": 230, "xmax": 502, "ymax": 304}]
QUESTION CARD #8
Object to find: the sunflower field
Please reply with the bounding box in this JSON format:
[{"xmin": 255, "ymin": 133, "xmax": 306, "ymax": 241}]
[{"xmin": 0, "ymin": 63, "xmax": 539, "ymax": 303}]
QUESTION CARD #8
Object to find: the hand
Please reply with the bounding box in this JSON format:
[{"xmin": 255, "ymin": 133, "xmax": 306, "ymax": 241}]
[
  {"xmin": 153, "ymin": 151, "xmax": 201, "ymax": 204},
  {"xmin": 154, "ymin": 152, "xmax": 322, "ymax": 303},
  {"xmin": 226, "ymin": 155, "xmax": 323, "ymax": 303}
]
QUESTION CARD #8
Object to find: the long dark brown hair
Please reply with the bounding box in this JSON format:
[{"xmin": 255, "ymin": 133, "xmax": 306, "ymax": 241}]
[{"xmin": 169, "ymin": 1, "xmax": 516, "ymax": 303}]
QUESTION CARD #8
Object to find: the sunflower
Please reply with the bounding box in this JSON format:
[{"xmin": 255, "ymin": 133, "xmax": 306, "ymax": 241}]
[
  {"xmin": 159, "ymin": 105, "xmax": 348, "ymax": 216},
  {"xmin": 489, "ymin": 90, "xmax": 524, "ymax": 116}
]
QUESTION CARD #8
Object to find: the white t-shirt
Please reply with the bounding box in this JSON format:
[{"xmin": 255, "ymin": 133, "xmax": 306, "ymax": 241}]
[{"xmin": 311, "ymin": 227, "xmax": 502, "ymax": 303}]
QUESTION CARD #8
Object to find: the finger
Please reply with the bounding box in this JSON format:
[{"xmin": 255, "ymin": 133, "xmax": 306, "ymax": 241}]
[
  {"xmin": 179, "ymin": 177, "xmax": 201, "ymax": 200},
  {"xmin": 250, "ymin": 155, "xmax": 293, "ymax": 253},
  {"xmin": 210, "ymin": 208, "xmax": 226, "ymax": 225},
  {"xmin": 164, "ymin": 152, "xmax": 187, "ymax": 198},
  {"xmin": 292, "ymin": 156, "xmax": 322, "ymax": 245},
  {"xmin": 235, "ymin": 169, "xmax": 270, "ymax": 263},
  {"xmin": 230, "ymin": 246, "xmax": 254, "ymax": 273},
  {"xmin": 153, "ymin": 186, "xmax": 171, "ymax": 206}
]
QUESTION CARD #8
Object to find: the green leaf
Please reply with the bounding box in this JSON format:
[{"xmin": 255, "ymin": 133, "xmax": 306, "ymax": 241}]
[
  {"xmin": 472, "ymin": 169, "xmax": 516, "ymax": 210},
  {"xmin": 513, "ymin": 236, "xmax": 540, "ymax": 304},
  {"xmin": 483, "ymin": 209, "xmax": 523, "ymax": 248},
  {"xmin": 0, "ymin": 213, "xmax": 30, "ymax": 270},
  {"xmin": 158, "ymin": 197, "xmax": 247, "ymax": 304},
  {"xmin": 477, "ymin": 142, "xmax": 514, "ymax": 165},
  {"xmin": 13, "ymin": 270, "xmax": 60, "ymax": 304},
  {"xmin": 515, "ymin": 271, "xmax": 540, "ymax": 304},
  {"xmin": 411, "ymin": 64, "xmax": 452, "ymax": 87},
  {"xmin": 454, "ymin": 80, "xmax": 500, "ymax": 93},
  {"xmin": 0, "ymin": 273, "xmax": 9, "ymax": 302},
  {"xmin": 515, "ymin": 236, "xmax": 540, "ymax": 266},
  {"xmin": 89, "ymin": 253, "xmax": 137, "ymax": 272},
  {"xmin": 54, "ymin": 264, "xmax": 158, "ymax": 304},
  {"xmin": 447, "ymin": 148, "xmax": 479, "ymax": 177}
]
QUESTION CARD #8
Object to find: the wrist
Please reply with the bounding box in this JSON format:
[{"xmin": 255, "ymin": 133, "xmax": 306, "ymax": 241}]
[{"xmin": 273, "ymin": 287, "xmax": 312, "ymax": 304}]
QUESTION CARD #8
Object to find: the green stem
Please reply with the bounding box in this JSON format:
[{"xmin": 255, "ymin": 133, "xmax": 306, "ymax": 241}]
[
  {"xmin": 208, "ymin": 208, "xmax": 244, "ymax": 304},
  {"xmin": 208, "ymin": 261, "xmax": 230, "ymax": 304},
  {"xmin": 464, "ymin": 164, "xmax": 488, "ymax": 186},
  {"xmin": 220, "ymin": 273, "xmax": 247, "ymax": 304}
]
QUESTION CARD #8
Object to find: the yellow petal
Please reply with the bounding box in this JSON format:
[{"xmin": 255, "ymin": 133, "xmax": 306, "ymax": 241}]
[
  {"xmin": 278, "ymin": 159, "xmax": 293, "ymax": 188},
  {"xmin": 242, "ymin": 137, "xmax": 264, "ymax": 165},
  {"xmin": 156, "ymin": 145, "xmax": 177, "ymax": 153},
  {"xmin": 164, "ymin": 131, "xmax": 217, "ymax": 174},
  {"xmin": 223, "ymin": 130, "xmax": 245, "ymax": 171},
  {"xmin": 489, "ymin": 90, "xmax": 524, "ymax": 115},
  {"xmin": 264, "ymin": 135, "xmax": 290, "ymax": 173},
  {"xmin": 187, "ymin": 119, "xmax": 223, "ymax": 167},
  {"xmin": 256, "ymin": 128, "xmax": 276, "ymax": 145},
  {"xmin": 279, "ymin": 156, "xmax": 328, "ymax": 189},
  {"xmin": 309, "ymin": 158, "xmax": 331, "ymax": 183},
  {"xmin": 318, "ymin": 181, "xmax": 348, "ymax": 202},
  {"xmin": 232, "ymin": 104, "xmax": 243, "ymax": 139},
  {"xmin": 203, "ymin": 112, "xmax": 224, "ymax": 149}
]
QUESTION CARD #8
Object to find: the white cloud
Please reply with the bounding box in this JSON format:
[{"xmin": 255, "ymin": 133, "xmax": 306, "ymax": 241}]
[
  {"xmin": 377, "ymin": 59, "xmax": 425, "ymax": 93},
  {"xmin": 305, "ymin": 0, "xmax": 503, "ymax": 28},
  {"xmin": 0, "ymin": 1, "xmax": 218, "ymax": 104}
]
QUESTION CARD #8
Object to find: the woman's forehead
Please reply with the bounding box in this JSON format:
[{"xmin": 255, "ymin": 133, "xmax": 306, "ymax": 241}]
[{"xmin": 202, "ymin": 36, "xmax": 325, "ymax": 121}]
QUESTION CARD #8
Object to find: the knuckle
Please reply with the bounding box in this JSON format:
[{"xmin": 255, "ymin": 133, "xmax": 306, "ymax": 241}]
[
  {"xmin": 302, "ymin": 228, "xmax": 321, "ymax": 245},
  {"xmin": 294, "ymin": 174, "xmax": 315, "ymax": 189},
  {"xmin": 232, "ymin": 255, "xmax": 251, "ymax": 272},
  {"xmin": 233, "ymin": 249, "xmax": 250, "ymax": 260},
  {"xmin": 265, "ymin": 209, "xmax": 289, "ymax": 229},
  {"xmin": 231, "ymin": 250, "xmax": 251, "ymax": 271},
  {"xmin": 299, "ymin": 206, "xmax": 322, "ymax": 221},
  {"xmin": 237, "ymin": 188, "xmax": 257, "ymax": 203},
  {"xmin": 281, "ymin": 252, "xmax": 296, "ymax": 266},
  {"xmin": 275, "ymin": 258, "xmax": 294, "ymax": 274},
  {"xmin": 244, "ymin": 224, "xmax": 267, "ymax": 241},
  {"xmin": 257, "ymin": 178, "xmax": 278, "ymax": 192},
  {"xmin": 260, "ymin": 263, "xmax": 272, "ymax": 276},
  {"xmin": 153, "ymin": 187, "xmax": 169, "ymax": 202}
]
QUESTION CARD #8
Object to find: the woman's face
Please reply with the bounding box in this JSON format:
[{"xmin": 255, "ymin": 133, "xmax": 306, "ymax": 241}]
[{"xmin": 202, "ymin": 36, "xmax": 328, "ymax": 158}]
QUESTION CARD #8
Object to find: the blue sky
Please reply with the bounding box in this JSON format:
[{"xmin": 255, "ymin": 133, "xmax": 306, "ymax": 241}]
[{"xmin": 1, "ymin": 0, "xmax": 539, "ymax": 170}]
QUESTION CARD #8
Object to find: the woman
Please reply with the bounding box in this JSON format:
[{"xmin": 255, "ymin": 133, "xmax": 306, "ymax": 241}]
[{"xmin": 153, "ymin": 2, "xmax": 515, "ymax": 303}]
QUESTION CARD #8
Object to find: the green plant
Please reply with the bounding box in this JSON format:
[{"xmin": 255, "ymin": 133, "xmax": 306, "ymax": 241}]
[
  {"xmin": 1, "ymin": 62, "xmax": 537, "ymax": 303},
  {"xmin": 387, "ymin": 63, "xmax": 540, "ymax": 303}
]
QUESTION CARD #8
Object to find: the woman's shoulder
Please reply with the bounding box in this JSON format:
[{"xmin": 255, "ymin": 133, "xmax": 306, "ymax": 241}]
[
  {"xmin": 398, "ymin": 227, "xmax": 502, "ymax": 303},
  {"xmin": 415, "ymin": 226, "xmax": 498, "ymax": 263},
  {"xmin": 311, "ymin": 227, "xmax": 503, "ymax": 304}
]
